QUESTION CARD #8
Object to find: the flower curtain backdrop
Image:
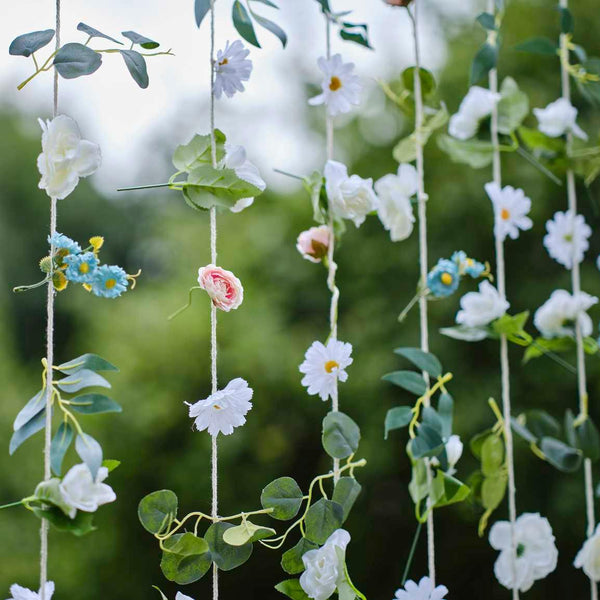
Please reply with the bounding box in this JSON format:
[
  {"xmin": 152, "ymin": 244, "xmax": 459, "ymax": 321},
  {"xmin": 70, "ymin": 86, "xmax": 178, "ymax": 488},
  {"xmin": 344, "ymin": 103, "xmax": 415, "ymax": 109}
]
[{"xmin": 1, "ymin": 0, "xmax": 600, "ymax": 599}]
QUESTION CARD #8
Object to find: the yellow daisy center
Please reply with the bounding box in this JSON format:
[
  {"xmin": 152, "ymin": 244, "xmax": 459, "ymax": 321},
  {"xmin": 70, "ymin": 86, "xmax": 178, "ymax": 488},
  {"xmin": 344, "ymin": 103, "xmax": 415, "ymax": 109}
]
[
  {"xmin": 501, "ymin": 208, "xmax": 510, "ymax": 220},
  {"xmin": 214, "ymin": 404, "xmax": 222, "ymax": 410},
  {"xmin": 325, "ymin": 360, "xmax": 339, "ymax": 373},
  {"xmin": 219, "ymin": 58, "xmax": 229, "ymax": 66},
  {"xmin": 79, "ymin": 262, "xmax": 90, "ymax": 274},
  {"xmin": 466, "ymin": 258, "xmax": 474, "ymax": 266},
  {"xmin": 105, "ymin": 278, "xmax": 117, "ymax": 290},
  {"xmin": 441, "ymin": 273, "xmax": 453, "ymax": 286},
  {"xmin": 329, "ymin": 76, "xmax": 342, "ymax": 91}
]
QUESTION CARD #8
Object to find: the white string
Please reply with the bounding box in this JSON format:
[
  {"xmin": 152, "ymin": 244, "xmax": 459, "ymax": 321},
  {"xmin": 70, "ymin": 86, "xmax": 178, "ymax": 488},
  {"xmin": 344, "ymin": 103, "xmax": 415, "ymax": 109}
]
[
  {"xmin": 558, "ymin": 2, "xmax": 597, "ymax": 598},
  {"xmin": 40, "ymin": 2, "xmax": 60, "ymax": 598},
  {"xmin": 486, "ymin": 2, "xmax": 519, "ymax": 597}
]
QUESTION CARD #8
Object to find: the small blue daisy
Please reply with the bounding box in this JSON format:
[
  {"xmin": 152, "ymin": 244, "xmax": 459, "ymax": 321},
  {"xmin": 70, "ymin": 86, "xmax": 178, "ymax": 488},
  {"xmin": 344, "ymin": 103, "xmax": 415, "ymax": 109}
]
[
  {"xmin": 48, "ymin": 233, "xmax": 82, "ymax": 256},
  {"xmin": 64, "ymin": 252, "xmax": 99, "ymax": 283},
  {"xmin": 452, "ymin": 250, "xmax": 486, "ymax": 279},
  {"xmin": 91, "ymin": 265, "xmax": 129, "ymax": 298},
  {"xmin": 427, "ymin": 259, "xmax": 460, "ymax": 298}
]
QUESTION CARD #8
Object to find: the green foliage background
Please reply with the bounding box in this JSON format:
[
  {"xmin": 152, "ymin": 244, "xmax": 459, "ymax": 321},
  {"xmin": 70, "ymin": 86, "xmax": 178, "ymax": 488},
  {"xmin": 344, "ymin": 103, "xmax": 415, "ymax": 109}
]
[{"xmin": 1, "ymin": 1, "xmax": 600, "ymax": 597}]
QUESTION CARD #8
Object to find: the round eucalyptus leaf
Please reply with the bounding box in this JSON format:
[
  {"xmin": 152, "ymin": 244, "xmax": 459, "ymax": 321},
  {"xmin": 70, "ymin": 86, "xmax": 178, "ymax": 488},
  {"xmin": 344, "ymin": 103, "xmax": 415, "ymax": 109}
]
[
  {"xmin": 322, "ymin": 411, "xmax": 360, "ymax": 459},
  {"xmin": 205, "ymin": 522, "xmax": 253, "ymax": 571},
  {"xmin": 138, "ymin": 489, "xmax": 178, "ymax": 534},
  {"xmin": 261, "ymin": 477, "xmax": 303, "ymax": 520}
]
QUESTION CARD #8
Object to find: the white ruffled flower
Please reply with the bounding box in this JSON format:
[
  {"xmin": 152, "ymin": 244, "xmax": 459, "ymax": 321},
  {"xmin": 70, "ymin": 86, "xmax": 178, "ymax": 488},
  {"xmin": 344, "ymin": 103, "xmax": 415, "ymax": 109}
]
[
  {"xmin": 575, "ymin": 525, "xmax": 600, "ymax": 582},
  {"xmin": 485, "ymin": 182, "xmax": 533, "ymax": 241},
  {"xmin": 533, "ymin": 289, "xmax": 598, "ymax": 339},
  {"xmin": 5, "ymin": 583, "xmax": 54, "ymax": 600},
  {"xmin": 533, "ymin": 98, "xmax": 588, "ymax": 140},
  {"xmin": 543, "ymin": 210, "xmax": 591, "ymax": 269},
  {"xmin": 431, "ymin": 434, "xmax": 463, "ymax": 475},
  {"xmin": 214, "ymin": 40, "xmax": 252, "ymax": 99},
  {"xmin": 309, "ymin": 54, "xmax": 362, "ymax": 117},
  {"xmin": 223, "ymin": 143, "xmax": 266, "ymax": 213},
  {"xmin": 394, "ymin": 576, "xmax": 448, "ymax": 600},
  {"xmin": 299, "ymin": 529, "xmax": 350, "ymax": 600},
  {"xmin": 448, "ymin": 86, "xmax": 501, "ymax": 140},
  {"xmin": 299, "ymin": 339, "xmax": 353, "ymax": 401},
  {"xmin": 374, "ymin": 163, "xmax": 417, "ymax": 242},
  {"xmin": 37, "ymin": 115, "xmax": 101, "ymax": 200},
  {"xmin": 187, "ymin": 378, "xmax": 253, "ymax": 437},
  {"xmin": 325, "ymin": 160, "xmax": 378, "ymax": 227},
  {"xmin": 490, "ymin": 513, "xmax": 558, "ymax": 592},
  {"xmin": 58, "ymin": 463, "xmax": 116, "ymax": 519},
  {"xmin": 456, "ymin": 280, "xmax": 509, "ymax": 328}
]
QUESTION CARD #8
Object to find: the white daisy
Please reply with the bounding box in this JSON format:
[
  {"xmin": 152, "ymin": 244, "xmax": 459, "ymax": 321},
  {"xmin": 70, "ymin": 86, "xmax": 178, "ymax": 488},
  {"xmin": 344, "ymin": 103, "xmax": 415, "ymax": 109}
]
[
  {"xmin": 187, "ymin": 378, "xmax": 253, "ymax": 436},
  {"xmin": 374, "ymin": 163, "xmax": 417, "ymax": 242},
  {"xmin": 456, "ymin": 280, "xmax": 509, "ymax": 328},
  {"xmin": 394, "ymin": 576, "xmax": 448, "ymax": 600},
  {"xmin": 533, "ymin": 98, "xmax": 588, "ymax": 140},
  {"xmin": 485, "ymin": 182, "xmax": 533, "ymax": 241},
  {"xmin": 448, "ymin": 86, "xmax": 501, "ymax": 140},
  {"xmin": 308, "ymin": 54, "xmax": 362, "ymax": 117},
  {"xmin": 299, "ymin": 339, "xmax": 353, "ymax": 401},
  {"xmin": 533, "ymin": 289, "xmax": 598, "ymax": 339},
  {"xmin": 214, "ymin": 40, "xmax": 252, "ymax": 99},
  {"xmin": 223, "ymin": 143, "xmax": 266, "ymax": 213},
  {"xmin": 543, "ymin": 210, "xmax": 591, "ymax": 269},
  {"xmin": 5, "ymin": 583, "xmax": 54, "ymax": 600}
]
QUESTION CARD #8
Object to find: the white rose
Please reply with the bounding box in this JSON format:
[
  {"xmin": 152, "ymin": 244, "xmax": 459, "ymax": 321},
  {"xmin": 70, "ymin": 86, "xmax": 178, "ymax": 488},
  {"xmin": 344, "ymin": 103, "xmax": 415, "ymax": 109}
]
[
  {"xmin": 374, "ymin": 163, "xmax": 417, "ymax": 242},
  {"xmin": 325, "ymin": 160, "xmax": 377, "ymax": 227},
  {"xmin": 58, "ymin": 463, "xmax": 116, "ymax": 518},
  {"xmin": 533, "ymin": 98, "xmax": 588, "ymax": 140},
  {"xmin": 534, "ymin": 289, "xmax": 598, "ymax": 339},
  {"xmin": 448, "ymin": 87, "xmax": 500, "ymax": 140},
  {"xmin": 37, "ymin": 115, "xmax": 101, "ymax": 200},
  {"xmin": 448, "ymin": 112, "xmax": 478, "ymax": 141},
  {"xmin": 575, "ymin": 525, "xmax": 600, "ymax": 582},
  {"xmin": 456, "ymin": 281, "xmax": 509, "ymax": 328},
  {"xmin": 299, "ymin": 529, "xmax": 350, "ymax": 600},
  {"xmin": 223, "ymin": 143, "xmax": 266, "ymax": 213}
]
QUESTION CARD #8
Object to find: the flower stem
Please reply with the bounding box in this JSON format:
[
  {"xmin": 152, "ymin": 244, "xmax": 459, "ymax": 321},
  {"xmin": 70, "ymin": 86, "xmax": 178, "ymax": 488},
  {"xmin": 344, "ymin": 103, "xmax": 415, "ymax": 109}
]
[{"xmin": 401, "ymin": 520, "xmax": 423, "ymax": 586}]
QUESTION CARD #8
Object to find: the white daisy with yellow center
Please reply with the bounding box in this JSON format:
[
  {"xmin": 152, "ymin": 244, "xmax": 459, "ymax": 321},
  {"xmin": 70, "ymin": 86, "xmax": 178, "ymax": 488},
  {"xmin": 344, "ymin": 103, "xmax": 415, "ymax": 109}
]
[{"xmin": 485, "ymin": 181, "xmax": 533, "ymax": 242}]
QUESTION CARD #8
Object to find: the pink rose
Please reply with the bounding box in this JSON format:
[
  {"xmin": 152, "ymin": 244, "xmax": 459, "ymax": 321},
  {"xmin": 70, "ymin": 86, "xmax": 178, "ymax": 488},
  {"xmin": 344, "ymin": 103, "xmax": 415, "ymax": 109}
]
[
  {"xmin": 296, "ymin": 226, "xmax": 331, "ymax": 263},
  {"xmin": 197, "ymin": 264, "xmax": 244, "ymax": 312}
]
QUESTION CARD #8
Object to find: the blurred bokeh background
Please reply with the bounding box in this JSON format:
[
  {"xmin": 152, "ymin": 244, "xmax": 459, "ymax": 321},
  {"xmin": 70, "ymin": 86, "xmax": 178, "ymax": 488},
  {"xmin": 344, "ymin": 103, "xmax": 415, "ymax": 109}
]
[{"xmin": 1, "ymin": 0, "xmax": 600, "ymax": 598}]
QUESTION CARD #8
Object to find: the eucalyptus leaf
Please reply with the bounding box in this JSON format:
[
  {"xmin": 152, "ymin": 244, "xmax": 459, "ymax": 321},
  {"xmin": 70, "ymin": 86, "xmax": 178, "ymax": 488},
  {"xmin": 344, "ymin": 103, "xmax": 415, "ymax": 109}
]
[
  {"xmin": 10, "ymin": 408, "xmax": 47, "ymax": 455},
  {"xmin": 261, "ymin": 477, "xmax": 304, "ymax": 520},
  {"xmin": 222, "ymin": 521, "xmax": 276, "ymax": 546},
  {"xmin": 13, "ymin": 390, "xmax": 45, "ymax": 431},
  {"xmin": 195, "ymin": 0, "xmax": 211, "ymax": 27},
  {"xmin": 559, "ymin": 8, "xmax": 574, "ymax": 34},
  {"xmin": 120, "ymin": 50, "xmax": 149, "ymax": 89},
  {"xmin": 431, "ymin": 471, "xmax": 470, "ymax": 509},
  {"xmin": 540, "ymin": 437, "xmax": 582, "ymax": 472},
  {"xmin": 161, "ymin": 533, "xmax": 212, "ymax": 584},
  {"xmin": 437, "ymin": 393, "xmax": 454, "ymax": 440},
  {"xmin": 77, "ymin": 23, "xmax": 122, "ymax": 45},
  {"xmin": 32, "ymin": 505, "xmax": 95, "ymax": 536},
  {"xmin": 281, "ymin": 538, "xmax": 318, "ymax": 575},
  {"xmin": 53, "ymin": 43, "xmax": 102, "ymax": 79},
  {"xmin": 437, "ymin": 135, "xmax": 495, "ymax": 169},
  {"xmin": 384, "ymin": 406, "xmax": 413, "ymax": 439},
  {"xmin": 304, "ymin": 499, "xmax": 344, "ymax": 545},
  {"xmin": 524, "ymin": 410, "xmax": 560, "ymax": 440},
  {"xmin": 339, "ymin": 25, "xmax": 370, "ymax": 49},
  {"xmin": 75, "ymin": 433, "xmax": 103, "ymax": 479},
  {"xmin": 497, "ymin": 77, "xmax": 529, "ymax": 135},
  {"xmin": 401, "ymin": 67, "xmax": 436, "ymax": 97},
  {"xmin": 205, "ymin": 522, "xmax": 253, "ymax": 570},
  {"xmin": 9, "ymin": 30, "xmax": 55, "ymax": 57},
  {"xmin": 381, "ymin": 370, "xmax": 427, "ymax": 396},
  {"xmin": 50, "ymin": 422, "xmax": 74, "ymax": 476},
  {"xmin": 121, "ymin": 31, "xmax": 159, "ymax": 49},
  {"xmin": 332, "ymin": 477, "xmax": 361, "ymax": 522},
  {"xmin": 476, "ymin": 12, "xmax": 496, "ymax": 30},
  {"xmin": 57, "ymin": 353, "xmax": 118, "ymax": 374},
  {"xmin": 411, "ymin": 424, "xmax": 444, "ymax": 460},
  {"xmin": 322, "ymin": 411, "xmax": 360, "ymax": 459},
  {"xmin": 172, "ymin": 131, "xmax": 226, "ymax": 172},
  {"xmin": 575, "ymin": 418, "xmax": 600, "ymax": 462},
  {"xmin": 250, "ymin": 10, "xmax": 287, "ymax": 47},
  {"xmin": 511, "ymin": 417, "xmax": 537, "ymax": 444},
  {"xmin": 69, "ymin": 394, "xmax": 122, "ymax": 415},
  {"xmin": 470, "ymin": 42, "xmax": 497, "ymax": 85},
  {"xmin": 515, "ymin": 37, "xmax": 558, "ymax": 56},
  {"xmin": 138, "ymin": 489, "xmax": 178, "ymax": 534},
  {"xmin": 57, "ymin": 369, "xmax": 111, "ymax": 393},
  {"xmin": 440, "ymin": 325, "xmax": 490, "ymax": 342},
  {"xmin": 275, "ymin": 579, "xmax": 310, "ymax": 600},
  {"xmin": 232, "ymin": 1, "xmax": 260, "ymax": 48},
  {"xmin": 393, "ymin": 347, "xmax": 442, "ymax": 378}
]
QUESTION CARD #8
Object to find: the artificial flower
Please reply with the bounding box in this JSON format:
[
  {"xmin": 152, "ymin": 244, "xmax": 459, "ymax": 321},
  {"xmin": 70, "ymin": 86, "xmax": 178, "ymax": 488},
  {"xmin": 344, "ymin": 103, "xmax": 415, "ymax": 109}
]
[
  {"xmin": 91, "ymin": 265, "xmax": 129, "ymax": 298},
  {"xmin": 299, "ymin": 529, "xmax": 350, "ymax": 600},
  {"xmin": 63, "ymin": 252, "xmax": 99, "ymax": 284},
  {"xmin": 5, "ymin": 582, "xmax": 54, "ymax": 600},
  {"xmin": 456, "ymin": 280, "xmax": 509, "ymax": 328},
  {"xmin": 52, "ymin": 270, "xmax": 69, "ymax": 292},
  {"xmin": 490, "ymin": 513, "xmax": 558, "ymax": 592},
  {"xmin": 37, "ymin": 114, "xmax": 101, "ymax": 200},
  {"xmin": 574, "ymin": 525, "xmax": 600, "ymax": 582},
  {"xmin": 394, "ymin": 576, "xmax": 448, "ymax": 600},
  {"xmin": 431, "ymin": 434, "xmax": 463, "ymax": 475},
  {"xmin": 533, "ymin": 98, "xmax": 588, "ymax": 140},
  {"xmin": 59, "ymin": 463, "xmax": 116, "ymax": 519},
  {"xmin": 452, "ymin": 250, "xmax": 486, "ymax": 278},
  {"xmin": 426, "ymin": 259, "xmax": 460, "ymax": 298},
  {"xmin": 187, "ymin": 377, "xmax": 253, "ymax": 437},
  {"xmin": 297, "ymin": 225, "xmax": 331, "ymax": 263},
  {"xmin": 485, "ymin": 182, "xmax": 533, "ymax": 242},
  {"xmin": 448, "ymin": 86, "xmax": 501, "ymax": 140},
  {"xmin": 175, "ymin": 594, "xmax": 194, "ymax": 600},
  {"xmin": 384, "ymin": 0, "xmax": 413, "ymax": 6},
  {"xmin": 223, "ymin": 143, "xmax": 266, "ymax": 213},
  {"xmin": 213, "ymin": 40, "xmax": 252, "ymax": 99},
  {"xmin": 309, "ymin": 54, "xmax": 362, "ymax": 117},
  {"xmin": 533, "ymin": 289, "xmax": 598, "ymax": 339},
  {"xmin": 48, "ymin": 233, "xmax": 82, "ymax": 262},
  {"xmin": 325, "ymin": 160, "xmax": 378, "ymax": 227},
  {"xmin": 299, "ymin": 339, "xmax": 353, "ymax": 401},
  {"xmin": 543, "ymin": 210, "xmax": 591, "ymax": 269},
  {"xmin": 374, "ymin": 163, "xmax": 417, "ymax": 242},
  {"xmin": 197, "ymin": 264, "xmax": 244, "ymax": 311}
]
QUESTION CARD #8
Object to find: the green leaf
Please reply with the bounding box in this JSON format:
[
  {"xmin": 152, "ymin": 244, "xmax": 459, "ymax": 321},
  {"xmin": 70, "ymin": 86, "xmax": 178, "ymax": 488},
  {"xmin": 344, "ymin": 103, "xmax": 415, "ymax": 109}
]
[
  {"xmin": 77, "ymin": 23, "xmax": 122, "ymax": 45},
  {"xmin": 161, "ymin": 533, "xmax": 212, "ymax": 584},
  {"xmin": 102, "ymin": 459, "xmax": 121, "ymax": 472},
  {"xmin": 401, "ymin": 67, "xmax": 436, "ymax": 97},
  {"xmin": 232, "ymin": 1, "xmax": 261, "ymax": 48},
  {"xmin": 517, "ymin": 126, "xmax": 564, "ymax": 154},
  {"xmin": 339, "ymin": 25, "xmax": 371, "ymax": 49},
  {"xmin": 411, "ymin": 424, "xmax": 444, "ymax": 460},
  {"xmin": 437, "ymin": 393, "xmax": 454, "ymax": 440},
  {"xmin": 121, "ymin": 31, "xmax": 159, "ymax": 49},
  {"xmin": 32, "ymin": 505, "xmax": 96, "ymax": 536},
  {"xmin": 408, "ymin": 457, "xmax": 428, "ymax": 504},
  {"xmin": 9, "ymin": 30, "xmax": 55, "ymax": 57},
  {"xmin": 249, "ymin": 9, "xmax": 287, "ymax": 48},
  {"xmin": 470, "ymin": 42, "xmax": 497, "ymax": 85},
  {"xmin": 138, "ymin": 489, "xmax": 178, "ymax": 534},
  {"xmin": 384, "ymin": 406, "xmax": 413, "ymax": 439},
  {"xmin": 57, "ymin": 369, "xmax": 111, "ymax": 393},
  {"xmin": 10, "ymin": 408, "xmax": 47, "ymax": 455},
  {"xmin": 322, "ymin": 411, "xmax": 360, "ymax": 459},
  {"xmin": 393, "ymin": 347, "xmax": 442, "ymax": 378},
  {"xmin": 492, "ymin": 311, "xmax": 530, "ymax": 337},
  {"xmin": 205, "ymin": 522, "xmax": 253, "ymax": 570},
  {"xmin": 332, "ymin": 477, "xmax": 361, "ymax": 522},
  {"xmin": 431, "ymin": 471, "xmax": 471, "ymax": 509},
  {"xmin": 13, "ymin": 390, "xmax": 45, "ymax": 431},
  {"xmin": 524, "ymin": 410, "xmax": 561, "ymax": 440},
  {"xmin": 481, "ymin": 435, "xmax": 504, "ymax": 476},
  {"xmin": 437, "ymin": 135, "xmax": 495, "ymax": 169},
  {"xmin": 392, "ymin": 106, "xmax": 448, "ymax": 162},
  {"xmin": 523, "ymin": 336, "xmax": 574, "ymax": 362},
  {"xmin": 470, "ymin": 429, "xmax": 493, "ymax": 459},
  {"xmin": 565, "ymin": 409, "xmax": 577, "ymax": 447},
  {"xmin": 476, "ymin": 12, "xmax": 496, "ymax": 30},
  {"xmin": 34, "ymin": 478, "xmax": 74, "ymax": 517},
  {"xmin": 540, "ymin": 437, "xmax": 582, "ymax": 472},
  {"xmin": 511, "ymin": 417, "xmax": 537, "ymax": 443},
  {"xmin": 222, "ymin": 521, "xmax": 276, "ymax": 546},
  {"xmin": 53, "ymin": 43, "xmax": 102, "ymax": 79},
  {"xmin": 275, "ymin": 579, "xmax": 310, "ymax": 600},
  {"xmin": 261, "ymin": 477, "xmax": 303, "ymax": 520},
  {"xmin": 497, "ymin": 77, "xmax": 529, "ymax": 135},
  {"xmin": 69, "ymin": 394, "xmax": 122, "ymax": 415},
  {"xmin": 120, "ymin": 50, "xmax": 149, "ymax": 89},
  {"xmin": 575, "ymin": 418, "xmax": 600, "ymax": 462},
  {"xmin": 515, "ymin": 37, "xmax": 558, "ymax": 56},
  {"xmin": 75, "ymin": 433, "xmax": 103, "ymax": 479},
  {"xmin": 57, "ymin": 353, "xmax": 118, "ymax": 374},
  {"xmin": 50, "ymin": 422, "xmax": 74, "ymax": 476},
  {"xmin": 559, "ymin": 7, "xmax": 574, "ymax": 34},
  {"xmin": 481, "ymin": 474, "xmax": 507, "ymax": 510},
  {"xmin": 281, "ymin": 538, "xmax": 318, "ymax": 575},
  {"xmin": 195, "ymin": 0, "xmax": 211, "ymax": 27},
  {"xmin": 304, "ymin": 499, "xmax": 344, "ymax": 545},
  {"xmin": 381, "ymin": 370, "xmax": 427, "ymax": 396}
]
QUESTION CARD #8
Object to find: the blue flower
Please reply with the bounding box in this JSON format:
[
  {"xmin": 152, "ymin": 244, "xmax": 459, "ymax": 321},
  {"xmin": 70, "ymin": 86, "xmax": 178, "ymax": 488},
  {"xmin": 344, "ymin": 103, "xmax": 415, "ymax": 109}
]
[
  {"xmin": 48, "ymin": 233, "xmax": 82, "ymax": 258},
  {"xmin": 64, "ymin": 252, "xmax": 99, "ymax": 283},
  {"xmin": 452, "ymin": 250, "xmax": 486, "ymax": 279},
  {"xmin": 91, "ymin": 265, "xmax": 129, "ymax": 298},
  {"xmin": 427, "ymin": 259, "xmax": 460, "ymax": 298}
]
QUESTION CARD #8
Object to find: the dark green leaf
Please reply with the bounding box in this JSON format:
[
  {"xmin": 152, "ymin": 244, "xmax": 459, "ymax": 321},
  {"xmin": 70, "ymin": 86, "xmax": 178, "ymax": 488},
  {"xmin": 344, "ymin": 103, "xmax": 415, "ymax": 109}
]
[
  {"xmin": 576, "ymin": 418, "xmax": 600, "ymax": 462},
  {"xmin": 470, "ymin": 429, "xmax": 493, "ymax": 459},
  {"xmin": 481, "ymin": 435, "xmax": 504, "ymax": 476},
  {"xmin": 57, "ymin": 369, "xmax": 111, "ymax": 393},
  {"xmin": 541, "ymin": 437, "xmax": 582, "ymax": 472},
  {"xmin": 431, "ymin": 471, "xmax": 471, "ymax": 508},
  {"xmin": 138, "ymin": 489, "xmax": 178, "ymax": 534},
  {"xmin": 470, "ymin": 42, "xmax": 497, "ymax": 85},
  {"xmin": 9, "ymin": 30, "xmax": 55, "ymax": 57},
  {"xmin": 524, "ymin": 410, "xmax": 560, "ymax": 440},
  {"xmin": 437, "ymin": 393, "xmax": 454, "ymax": 439},
  {"xmin": 120, "ymin": 50, "xmax": 149, "ymax": 88},
  {"xmin": 421, "ymin": 406, "xmax": 443, "ymax": 436},
  {"xmin": 384, "ymin": 406, "xmax": 413, "ymax": 439},
  {"xmin": 32, "ymin": 505, "xmax": 96, "ymax": 536},
  {"xmin": 250, "ymin": 10, "xmax": 287, "ymax": 47},
  {"xmin": 77, "ymin": 23, "xmax": 122, "ymax": 45},
  {"xmin": 339, "ymin": 26, "xmax": 371, "ymax": 49},
  {"xmin": 10, "ymin": 408, "xmax": 47, "ymax": 455},
  {"xmin": 515, "ymin": 37, "xmax": 558, "ymax": 56},
  {"xmin": 281, "ymin": 538, "xmax": 318, "ymax": 575},
  {"xmin": 50, "ymin": 422, "xmax": 74, "ymax": 476},
  {"xmin": 393, "ymin": 347, "xmax": 442, "ymax": 378},
  {"xmin": 121, "ymin": 31, "xmax": 159, "ymax": 49},
  {"xmin": 232, "ymin": 1, "xmax": 260, "ymax": 48},
  {"xmin": 161, "ymin": 533, "xmax": 212, "ymax": 584},
  {"xmin": 565, "ymin": 409, "xmax": 577, "ymax": 447},
  {"xmin": 13, "ymin": 390, "xmax": 45, "ymax": 431},
  {"xmin": 195, "ymin": 0, "xmax": 211, "ymax": 27},
  {"xmin": 381, "ymin": 370, "xmax": 427, "ymax": 396},
  {"xmin": 275, "ymin": 579, "xmax": 310, "ymax": 600},
  {"xmin": 261, "ymin": 477, "xmax": 303, "ymax": 520},
  {"xmin": 476, "ymin": 12, "xmax": 496, "ymax": 30},
  {"xmin": 75, "ymin": 433, "xmax": 103, "ymax": 479},
  {"xmin": 437, "ymin": 135, "xmax": 495, "ymax": 169},
  {"xmin": 53, "ymin": 43, "xmax": 102, "ymax": 79},
  {"xmin": 492, "ymin": 311, "xmax": 530, "ymax": 337},
  {"xmin": 511, "ymin": 417, "xmax": 537, "ymax": 443},
  {"xmin": 57, "ymin": 353, "xmax": 118, "ymax": 374},
  {"xmin": 332, "ymin": 477, "xmax": 361, "ymax": 522},
  {"xmin": 205, "ymin": 522, "xmax": 252, "ymax": 570},
  {"xmin": 69, "ymin": 394, "xmax": 122, "ymax": 415},
  {"xmin": 559, "ymin": 7, "xmax": 574, "ymax": 34},
  {"xmin": 401, "ymin": 67, "xmax": 436, "ymax": 98},
  {"xmin": 322, "ymin": 411, "xmax": 360, "ymax": 459},
  {"xmin": 304, "ymin": 499, "xmax": 344, "ymax": 545},
  {"xmin": 411, "ymin": 424, "xmax": 444, "ymax": 459},
  {"xmin": 34, "ymin": 478, "xmax": 73, "ymax": 517}
]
